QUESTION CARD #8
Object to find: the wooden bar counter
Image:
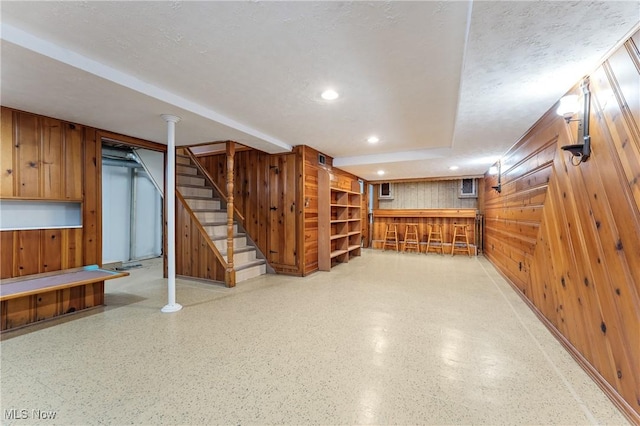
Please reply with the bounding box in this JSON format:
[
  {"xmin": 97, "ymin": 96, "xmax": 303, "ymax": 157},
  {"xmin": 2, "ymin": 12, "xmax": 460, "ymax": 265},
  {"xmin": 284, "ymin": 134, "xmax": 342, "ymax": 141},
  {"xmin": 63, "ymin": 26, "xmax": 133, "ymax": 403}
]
[{"xmin": 372, "ymin": 209, "xmax": 478, "ymax": 254}]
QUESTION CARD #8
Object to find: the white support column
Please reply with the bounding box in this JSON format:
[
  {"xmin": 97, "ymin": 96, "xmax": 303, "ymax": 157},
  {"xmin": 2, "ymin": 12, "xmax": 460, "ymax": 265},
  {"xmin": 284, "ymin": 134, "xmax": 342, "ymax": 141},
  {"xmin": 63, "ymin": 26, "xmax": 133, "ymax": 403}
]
[{"xmin": 161, "ymin": 114, "xmax": 183, "ymax": 313}]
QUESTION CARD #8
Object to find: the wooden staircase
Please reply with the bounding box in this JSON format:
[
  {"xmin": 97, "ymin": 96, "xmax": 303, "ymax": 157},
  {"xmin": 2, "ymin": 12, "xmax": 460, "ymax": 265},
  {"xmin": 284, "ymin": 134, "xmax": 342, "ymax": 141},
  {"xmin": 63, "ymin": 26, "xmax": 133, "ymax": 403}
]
[{"xmin": 176, "ymin": 152, "xmax": 267, "ymax": 283}]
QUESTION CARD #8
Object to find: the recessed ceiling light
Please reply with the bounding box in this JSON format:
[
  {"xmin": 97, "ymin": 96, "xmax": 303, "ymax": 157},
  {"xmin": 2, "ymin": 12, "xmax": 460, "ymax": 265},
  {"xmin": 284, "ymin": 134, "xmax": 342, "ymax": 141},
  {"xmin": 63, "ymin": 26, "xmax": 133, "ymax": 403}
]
[
  {"xmin": 321, "ymin": 89, "xmax": 339, "ymax": 100},
  {"xmin": 367, "ymin": 136, "xmax": 379, "ymax": 144},
  {"xmin": 449, "ymin": 166, "xmax": 459, "ymax": 171},
  {"xmin": 377, "ymin": 170, "xmax": 385, "ymax": 176}
]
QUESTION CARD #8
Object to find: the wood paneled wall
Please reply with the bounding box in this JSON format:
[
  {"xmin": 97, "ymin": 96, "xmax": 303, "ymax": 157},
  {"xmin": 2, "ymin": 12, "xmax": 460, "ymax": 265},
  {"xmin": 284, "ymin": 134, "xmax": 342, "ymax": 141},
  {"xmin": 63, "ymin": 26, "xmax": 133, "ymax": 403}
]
[
  {"xmin": 482, "ymin": 32, "xmax": 640, "ymax": 423},
  {"xmin": 175, "ymin": 194, "xmax": 225, "ymax": 282},
  {"xmin": 196, "ymin": 149, "xmax": 303, "ymax": 275},
  {"xmin": 198, "ymin": 150, "xmax": 271, "ymax": 252},
  {"xmin": 376, "ymin": 180, "xmax": 479, "ymax": 210},
  {"xmin": 301, "ymin": 146, "xmax": 320, "ymax": 275},
  {"xmin": 1, "ymin": 107, "xmax": 101, "ymax": 278},
  {"xmin": 195, "ymin": 145, "xmax": 363, "ymax": 276}
]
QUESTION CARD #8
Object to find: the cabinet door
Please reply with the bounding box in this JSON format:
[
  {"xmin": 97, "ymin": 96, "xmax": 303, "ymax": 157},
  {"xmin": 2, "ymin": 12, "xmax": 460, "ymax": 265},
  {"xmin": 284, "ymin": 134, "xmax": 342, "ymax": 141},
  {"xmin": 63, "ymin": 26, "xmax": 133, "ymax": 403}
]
[{"xmin": 267, "ymin": 154, "xmax": 298, "ymax": 267}]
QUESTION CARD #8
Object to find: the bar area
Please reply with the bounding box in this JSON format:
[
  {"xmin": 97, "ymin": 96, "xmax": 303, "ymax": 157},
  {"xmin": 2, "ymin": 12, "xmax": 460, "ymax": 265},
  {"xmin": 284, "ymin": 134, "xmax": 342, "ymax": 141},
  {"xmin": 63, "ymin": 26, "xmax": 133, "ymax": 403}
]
[{"xmin": 371, "ymin": 208, "xmax": 480, "ymax": 254}]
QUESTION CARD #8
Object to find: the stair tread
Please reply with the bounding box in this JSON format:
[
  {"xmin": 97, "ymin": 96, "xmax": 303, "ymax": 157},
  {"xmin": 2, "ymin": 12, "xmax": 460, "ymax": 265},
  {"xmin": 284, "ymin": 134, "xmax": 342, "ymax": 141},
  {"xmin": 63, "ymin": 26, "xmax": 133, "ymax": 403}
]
[
  {"xmin": 210, "ymin": 233, "xmax": 246, "ymax": 241},
  {"xmin": 201, "ymin": 221, "xmax": 237, "ymax": 226},
  {"xmin": 192, "ymin": 208, "xmax": 226, "ymax": 213},
  {"xmin": 220, "ymin": 246, "xmax": 256, "ymax": 255},
  {"xmin": 183, "ymin": 195, "xmax": 221, "ymax": 200},
  {"xmin": 234, "ymin": 259, "xmax": 267, "ymax": 271},
  {"xmin": 176, "ymin": 173, "xmax": 201, "ymax": 177},
  {"xmin": 178, "ymin": 183, "xmax": 211, "ymax": 188}
]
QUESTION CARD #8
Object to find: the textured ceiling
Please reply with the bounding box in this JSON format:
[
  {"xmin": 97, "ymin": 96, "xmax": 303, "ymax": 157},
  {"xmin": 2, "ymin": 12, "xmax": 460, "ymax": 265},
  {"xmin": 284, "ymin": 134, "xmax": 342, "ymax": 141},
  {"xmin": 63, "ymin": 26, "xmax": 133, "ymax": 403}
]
[{"xmin": 1, "ymin": 1, "xmax": 639, "ymax": 180}]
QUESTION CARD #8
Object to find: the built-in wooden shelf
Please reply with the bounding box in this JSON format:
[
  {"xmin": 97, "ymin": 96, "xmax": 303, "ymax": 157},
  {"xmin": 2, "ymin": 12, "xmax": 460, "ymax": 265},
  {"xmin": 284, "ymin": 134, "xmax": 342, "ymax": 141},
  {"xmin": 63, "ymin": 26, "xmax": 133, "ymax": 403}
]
[
  {"xmin": 0, "ymin": 196, "xmax": 83, "ymax": 203},
  {"xmin": 330, "ymin": 249, "xmax": 348, "ymax": 258},
  {"xmin": 318, "ymin": 171, "xmax": 363, "ymax": 271}
]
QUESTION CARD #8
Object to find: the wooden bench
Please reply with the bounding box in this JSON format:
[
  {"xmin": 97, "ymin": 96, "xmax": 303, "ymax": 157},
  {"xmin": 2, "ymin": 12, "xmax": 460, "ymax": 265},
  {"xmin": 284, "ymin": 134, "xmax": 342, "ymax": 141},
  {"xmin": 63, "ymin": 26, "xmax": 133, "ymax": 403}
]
[{"xmin": 0, "ymin": 265, "xmax": 129, "ymax": 331}]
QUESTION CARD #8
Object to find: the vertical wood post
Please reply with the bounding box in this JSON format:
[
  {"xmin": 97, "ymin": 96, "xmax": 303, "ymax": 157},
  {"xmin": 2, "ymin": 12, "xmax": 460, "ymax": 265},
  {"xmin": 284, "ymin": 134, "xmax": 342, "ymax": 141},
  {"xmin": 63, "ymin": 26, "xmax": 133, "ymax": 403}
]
[
  {"xmin": 225, "ymin": 141, "xmax": 236, "ymax": 287},
  {"xmin": 161, "ymin": 114, "xmax": 182, "ymax": 312}
]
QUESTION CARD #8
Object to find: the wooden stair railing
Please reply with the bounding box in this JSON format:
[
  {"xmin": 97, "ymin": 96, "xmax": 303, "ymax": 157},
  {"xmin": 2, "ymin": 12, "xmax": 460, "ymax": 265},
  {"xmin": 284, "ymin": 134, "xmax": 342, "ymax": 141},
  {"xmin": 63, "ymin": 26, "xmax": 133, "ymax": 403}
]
[
  {"xmin": 182, "ymin": 148, "xmax": 245, "ymax": 222},
  {"xmin": 176, "ymin": 146, "xmax": 269, "ymax": 287}
]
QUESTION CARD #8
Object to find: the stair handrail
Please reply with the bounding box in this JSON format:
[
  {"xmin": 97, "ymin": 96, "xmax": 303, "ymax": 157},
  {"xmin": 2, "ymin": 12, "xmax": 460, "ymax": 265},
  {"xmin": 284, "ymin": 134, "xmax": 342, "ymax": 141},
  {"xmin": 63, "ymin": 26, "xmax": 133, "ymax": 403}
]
[{"xmin": 181, "ymin": 148, "xmax": 245, "ymax": 222}]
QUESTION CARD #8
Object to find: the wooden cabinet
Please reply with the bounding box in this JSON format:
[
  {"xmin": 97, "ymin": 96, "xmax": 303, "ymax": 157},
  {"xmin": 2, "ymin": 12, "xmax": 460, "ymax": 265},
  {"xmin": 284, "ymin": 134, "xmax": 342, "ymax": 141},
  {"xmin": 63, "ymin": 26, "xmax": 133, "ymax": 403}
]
[{"xmin": 318, "ymin": 171, "xmax": 362, "ymax": 271}]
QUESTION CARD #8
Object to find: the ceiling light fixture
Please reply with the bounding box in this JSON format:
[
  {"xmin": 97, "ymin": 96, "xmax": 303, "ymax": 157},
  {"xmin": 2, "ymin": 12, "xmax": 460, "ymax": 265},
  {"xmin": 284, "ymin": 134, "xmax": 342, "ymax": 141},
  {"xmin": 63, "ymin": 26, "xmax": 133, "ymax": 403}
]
[
  {"xmin": 449, "ymin": 166, "xmax": 459, "ymax": 171},
  {"xmin": 321, "ymin": 89, "xmax": 339, "ymax": 100},
  {"xmin": 367, "ymin": 136, "xmax": 379, "ymax": 144},
  {"xmin": 377, "ymin": 170, "xmax": 385, "ymax": 176}
]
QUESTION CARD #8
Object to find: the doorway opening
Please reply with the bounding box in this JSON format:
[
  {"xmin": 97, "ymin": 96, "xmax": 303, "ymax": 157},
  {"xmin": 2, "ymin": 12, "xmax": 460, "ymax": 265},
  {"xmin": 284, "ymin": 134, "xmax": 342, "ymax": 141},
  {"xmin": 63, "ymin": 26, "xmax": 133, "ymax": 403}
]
[{"xmin": 101, "ymin": 140, "xmax": 164, "ymax": 269}]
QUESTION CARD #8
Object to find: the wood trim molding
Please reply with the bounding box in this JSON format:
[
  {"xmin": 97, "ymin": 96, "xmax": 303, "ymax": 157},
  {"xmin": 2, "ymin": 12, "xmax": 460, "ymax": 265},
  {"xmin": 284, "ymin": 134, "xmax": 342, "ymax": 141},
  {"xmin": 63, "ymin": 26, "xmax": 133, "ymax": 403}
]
[
  {"xmin": 373, "ymin": 208, "xmax": 477, "ymax": 218},
  {"xmin": 369, "ymin": 175, "xmax": 484, "ymax": 185},
  {"xmin": 97, "ymin": 130, "xmax": 166, "ymax": 152},
  {"xmin": 485, "ymin": 255, "xmax": 640, "ymax": 426}
]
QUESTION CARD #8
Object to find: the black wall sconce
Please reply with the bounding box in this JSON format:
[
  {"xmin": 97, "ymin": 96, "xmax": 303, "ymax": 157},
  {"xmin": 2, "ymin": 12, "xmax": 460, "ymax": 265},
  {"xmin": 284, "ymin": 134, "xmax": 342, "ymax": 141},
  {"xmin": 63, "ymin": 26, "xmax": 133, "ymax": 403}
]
[
  {"xmin": 557, "ymin": 77, "xmax": 591, "ymax": 165},
  {"xmin": 491, "ymin": 160, "xmax": 502, "ymax": 193}
]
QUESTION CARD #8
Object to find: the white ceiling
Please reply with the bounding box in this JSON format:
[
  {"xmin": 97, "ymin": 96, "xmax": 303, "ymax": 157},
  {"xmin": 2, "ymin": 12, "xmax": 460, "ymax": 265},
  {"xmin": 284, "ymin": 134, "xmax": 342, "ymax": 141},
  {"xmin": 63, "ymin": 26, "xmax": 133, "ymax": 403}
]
[{"xmin": 1, "ymin": 1, "xmax": 638, "ymax": 181}]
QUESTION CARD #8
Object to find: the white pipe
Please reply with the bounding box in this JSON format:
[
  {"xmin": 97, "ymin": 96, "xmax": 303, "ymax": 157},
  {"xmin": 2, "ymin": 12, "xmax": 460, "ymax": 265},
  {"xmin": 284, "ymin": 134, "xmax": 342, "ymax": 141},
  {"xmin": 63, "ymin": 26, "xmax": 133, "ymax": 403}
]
[{"xmin": 161, "ymin": 114, "xmax": 183, "ymax": 313}]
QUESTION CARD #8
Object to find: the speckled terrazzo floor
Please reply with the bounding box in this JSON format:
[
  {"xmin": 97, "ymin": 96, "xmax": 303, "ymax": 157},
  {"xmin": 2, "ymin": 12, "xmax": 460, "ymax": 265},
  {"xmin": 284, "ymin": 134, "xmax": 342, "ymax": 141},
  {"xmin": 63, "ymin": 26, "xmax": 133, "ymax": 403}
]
[{"xmin": 0, "ymin": 251, "xmax": 629, "ymax": 425}]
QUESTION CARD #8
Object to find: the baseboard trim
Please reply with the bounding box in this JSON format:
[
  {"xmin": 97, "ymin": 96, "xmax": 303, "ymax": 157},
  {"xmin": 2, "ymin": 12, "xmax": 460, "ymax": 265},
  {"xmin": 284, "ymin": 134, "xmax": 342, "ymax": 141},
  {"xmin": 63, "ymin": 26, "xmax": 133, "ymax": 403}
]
[{"xmin": 485, "ymin": 255, "xmax": 640, "ymax": 425}]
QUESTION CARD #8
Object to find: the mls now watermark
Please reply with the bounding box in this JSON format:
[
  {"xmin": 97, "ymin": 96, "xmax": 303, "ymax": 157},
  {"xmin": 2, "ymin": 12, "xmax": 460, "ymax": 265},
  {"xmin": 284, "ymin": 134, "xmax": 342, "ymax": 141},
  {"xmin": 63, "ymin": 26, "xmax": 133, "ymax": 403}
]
[{"xmin": 4, "ymin": 409, "xmax": 57, "ymax": 420}]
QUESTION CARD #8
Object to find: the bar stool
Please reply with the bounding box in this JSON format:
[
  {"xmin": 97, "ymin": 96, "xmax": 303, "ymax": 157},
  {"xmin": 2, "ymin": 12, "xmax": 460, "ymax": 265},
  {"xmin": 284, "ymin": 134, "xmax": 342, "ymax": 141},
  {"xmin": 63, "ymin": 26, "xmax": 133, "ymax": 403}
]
[
  {"xmin": 451, "ymin": 224, "xmax": 472, "ymax": 257},
  {"xmin": 383, "ymin": 224, "xmax": 399, "ymax": 252},
  {"xmin": 402, "ymin": 223, "xmax": 420, "ymax": 253},
  {"xmin": 426, "ymin": 224, "xmax": 444, "ymax": 255}
]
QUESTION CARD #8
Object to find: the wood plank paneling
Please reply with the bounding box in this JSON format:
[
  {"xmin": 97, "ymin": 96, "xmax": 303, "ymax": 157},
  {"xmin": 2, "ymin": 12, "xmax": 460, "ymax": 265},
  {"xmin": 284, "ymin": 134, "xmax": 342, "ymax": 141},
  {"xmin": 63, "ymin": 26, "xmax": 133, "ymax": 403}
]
[
  {"xmin": 0, "ymin": 231, "xmax": 15, "ymax": 279},
  {"xmin": 41, "ymin": 117, "xmax": 63, "ymax": 199},
  {"xmin": 303, "ymin": 146, "xmax": 320, "ymax": 275},
  {"xmin": 83, "ymin": 128, "xmax": 100, "ymax": 266},
  {"xmin": 1, "ymin": 108, "xmax": 103, "ymax": 279},
  {"xmin": 197, "ymin": 149, "xmax": 303, "ymax": 275},
  {"xmin": 482, "ymin": 31, "xmax": 640, "ymax": 423},
  {"xmin": 175, "ymin": 195, "xmax": 225, "ymax": 282},
  {"xmin": 64, "ymin": 228, "xmax": 84, "ymax": 269},
  {"xmin": 64, "ymin": 123, "xmax": 83, "ymax": 200},
  {"xmin": 268, "ymin": 153, "xmax": 298, "ymax": 269},
  {"xmin": 17, "ymin": 230, "xmax": 41, "ymax": 276},
  {"xmin": 1, "ymin": 108, "xmax": 15, "ymax": 196},
  {"xmin": 42, "ymin": 229, "xmax": 62, "ymax": 272},
  {"xmin": 15, "ymin": 112, "xmax": 40, "ymax": 198}
]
